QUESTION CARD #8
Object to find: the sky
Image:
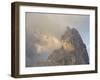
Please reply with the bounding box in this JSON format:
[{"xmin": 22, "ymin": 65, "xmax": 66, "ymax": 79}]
[{"xmin": 26, "ymin": 12, "xmax": 90, "ymax": 54}]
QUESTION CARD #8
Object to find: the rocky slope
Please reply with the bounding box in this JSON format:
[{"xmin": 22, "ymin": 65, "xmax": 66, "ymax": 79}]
[{"xmin": 48, "ymin": 27, "xmax": 89, "ymax": 65}]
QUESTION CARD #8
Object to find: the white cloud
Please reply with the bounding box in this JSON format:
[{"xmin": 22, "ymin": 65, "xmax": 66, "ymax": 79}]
[{"xmin": 33, "ymin": 32, "xmax": 62, "ymax": 54}]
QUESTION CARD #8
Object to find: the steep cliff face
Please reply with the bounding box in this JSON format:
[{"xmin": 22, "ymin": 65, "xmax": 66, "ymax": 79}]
[{"xmin": 48, "ymin": 27, "xmax": 89, "ymax": 65}]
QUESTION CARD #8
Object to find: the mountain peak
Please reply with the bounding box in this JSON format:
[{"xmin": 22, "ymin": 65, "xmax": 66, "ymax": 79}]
[{"xmin": 48, "ymin": 27, "xmax": 89, "ymax": 65}]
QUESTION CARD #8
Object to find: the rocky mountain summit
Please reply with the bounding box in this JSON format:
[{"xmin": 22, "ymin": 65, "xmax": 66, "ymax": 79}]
[{"xmin": 48, "ymin": 27, "xmax": 89, "ymax": 65}]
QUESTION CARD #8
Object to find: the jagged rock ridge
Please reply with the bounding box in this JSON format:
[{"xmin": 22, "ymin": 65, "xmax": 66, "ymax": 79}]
[{"xmin": 48, "ymin": 27, "xmax": 89, "ymax": 65}]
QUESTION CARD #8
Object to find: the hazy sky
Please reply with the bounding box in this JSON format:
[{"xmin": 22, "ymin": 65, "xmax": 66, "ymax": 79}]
[{"xmin": 26, "ymin": 12, "xmax": 90, "ymax": 53}]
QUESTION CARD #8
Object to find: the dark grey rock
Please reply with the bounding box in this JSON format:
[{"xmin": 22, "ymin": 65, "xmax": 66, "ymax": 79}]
[{"xmin": 48, "ymin": 27, "xmax": 89, "ymax": 66}]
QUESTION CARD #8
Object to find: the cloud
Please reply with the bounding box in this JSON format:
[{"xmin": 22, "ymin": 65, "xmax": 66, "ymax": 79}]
[{"xmin": 33, "ymin": 32, "xmax": 62, "ymax": 54}]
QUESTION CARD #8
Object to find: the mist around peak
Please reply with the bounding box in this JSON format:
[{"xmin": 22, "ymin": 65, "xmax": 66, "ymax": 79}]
[{"xmin": 26, "ymin": 26, "xmax": 89, "ymax": 67}]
